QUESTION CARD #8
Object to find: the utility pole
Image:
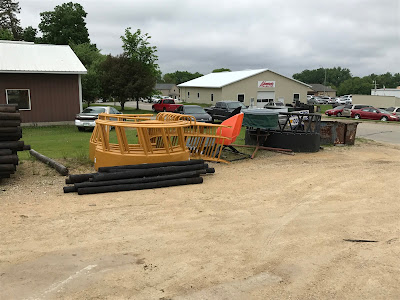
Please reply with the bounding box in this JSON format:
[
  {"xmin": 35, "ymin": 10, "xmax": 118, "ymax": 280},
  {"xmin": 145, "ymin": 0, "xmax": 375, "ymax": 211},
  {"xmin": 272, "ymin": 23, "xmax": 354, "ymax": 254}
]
[
  {"xmin": 323, "ymin": 68, "xmax": 327, "ymax": 95},
  {"xmin": 373, "ymin": 80, "xmax": 378, "ymax": 95}
]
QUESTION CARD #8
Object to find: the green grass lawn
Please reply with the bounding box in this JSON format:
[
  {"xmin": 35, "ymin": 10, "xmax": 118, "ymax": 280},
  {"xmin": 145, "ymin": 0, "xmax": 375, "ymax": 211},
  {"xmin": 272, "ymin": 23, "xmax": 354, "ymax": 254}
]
[
  {"xmin": 19, "ymin": 126, "xmax": 93, "ymax": 161},
  {"xmin": 19, "ymin": 124, "xmax": 248, "ymax": 162}
]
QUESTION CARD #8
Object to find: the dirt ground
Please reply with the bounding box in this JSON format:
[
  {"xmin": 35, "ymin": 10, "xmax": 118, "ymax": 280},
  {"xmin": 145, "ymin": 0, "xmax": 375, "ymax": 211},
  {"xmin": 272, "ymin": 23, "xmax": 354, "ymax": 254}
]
[{"xmin": 1, "ymin": 141, "xmax": 400, "ymax": 300}]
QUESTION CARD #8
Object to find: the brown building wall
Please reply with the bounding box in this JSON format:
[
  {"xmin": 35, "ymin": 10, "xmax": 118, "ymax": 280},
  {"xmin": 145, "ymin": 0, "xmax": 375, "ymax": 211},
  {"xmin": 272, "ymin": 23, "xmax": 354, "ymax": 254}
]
[{"xmin": 0, "ymin": 73, "xmax": 80, "ymax": 123}]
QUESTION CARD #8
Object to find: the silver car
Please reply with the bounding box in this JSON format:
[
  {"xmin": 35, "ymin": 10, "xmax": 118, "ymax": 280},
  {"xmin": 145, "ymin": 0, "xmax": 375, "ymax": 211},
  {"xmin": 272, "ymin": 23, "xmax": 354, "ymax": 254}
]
[
  {"xmin": 385, "ymin": 107, "xmax": 400, "ymax": 116},
  {"xmin": 75, "ymin": 106, "xmax": 122, "ymax": 131},
  {"xmin": 342, "ymin": 104, "xmax": 369, "ymax": 117}
]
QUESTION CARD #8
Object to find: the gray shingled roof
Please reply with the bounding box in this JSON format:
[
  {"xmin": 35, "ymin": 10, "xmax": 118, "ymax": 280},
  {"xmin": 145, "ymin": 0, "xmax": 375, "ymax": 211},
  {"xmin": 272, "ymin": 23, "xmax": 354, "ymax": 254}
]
[
  {"xmin": 155, "ymin": 83, "xmax": 175, "ymax": 90},
  {"xmin": 310, "ymin": 84, "xmax": 336, "ymax": 92}
]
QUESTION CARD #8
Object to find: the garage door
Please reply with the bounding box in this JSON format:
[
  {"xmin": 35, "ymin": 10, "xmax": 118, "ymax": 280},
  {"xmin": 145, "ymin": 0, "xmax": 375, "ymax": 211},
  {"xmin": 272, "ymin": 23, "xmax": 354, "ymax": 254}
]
[{"xmin": 257, "ymin": 91, "xmax": 275, "ymax": 108}]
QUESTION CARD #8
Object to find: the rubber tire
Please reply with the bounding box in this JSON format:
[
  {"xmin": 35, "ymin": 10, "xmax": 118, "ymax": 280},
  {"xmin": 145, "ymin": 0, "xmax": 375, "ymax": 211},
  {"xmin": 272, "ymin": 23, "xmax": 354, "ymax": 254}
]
[
  {"xmin": 77, "ymin": 127, "xmax": 85, "ymax": 132},
  {"xmin": 163, "ymin": 108, "xmax": 167, "ymax": 112},
  {"xmin": 354, "ymin": 114, "xmax": 361, "ymax": 119},
  {"xmin": 381, "ymin": 116, "xmax": 388, "ymax": 121},
  {"xmin": 337, "ymin": 112, "xmax": 342, "ymax": 117}
]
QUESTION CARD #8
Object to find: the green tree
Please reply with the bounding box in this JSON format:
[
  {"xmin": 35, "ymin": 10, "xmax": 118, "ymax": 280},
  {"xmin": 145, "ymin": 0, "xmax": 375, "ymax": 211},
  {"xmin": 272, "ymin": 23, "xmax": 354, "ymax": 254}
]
[
  {"xmin": 0, "ymin": 27, "xmax": 13, "ymax": 40},
  {"xmin": 337, "ymin": 77, "xmax": 373, "ymax": 95},
  {"xmin": 22, "ymin": 26, "xmax": 37, "ymax": 42},
  {"xmin": 121, "ymin": 28, "xmax": 158, "ymax": 67},
  {"xmin": 71, "ymin": 43, "xmax": 105, "ymax": 104},
  {"xmin": 162, "ymin": 71, "xmax": 203, "ymax": 85},
  {"xmin": 0, "ymin": 0, "xmax": 22, "ymax": 40},
  {"xmin": 293, "ymin": 67, "xmax": 351, "ymax": 88},
  {"xmin": 100, "ymin": 55, "xmax": 156, "ymax": 110},
  {"xmin": 212, "ymin": 68, "xmax": 231, "ymax": 73},
  {"xmin": 39, "ymin": 2, "xmax": 90, "ymax": 45},
  {"xmin": 121, "ymin": 28, "xmax": 160, "ymax": 109}
]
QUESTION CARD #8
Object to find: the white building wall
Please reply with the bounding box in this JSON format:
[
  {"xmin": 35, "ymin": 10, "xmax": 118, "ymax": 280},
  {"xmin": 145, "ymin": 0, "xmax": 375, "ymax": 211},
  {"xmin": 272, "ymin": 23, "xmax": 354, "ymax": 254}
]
[
  {"xmin": 353, "ymin": 95, "xmax": 400, "ymax": 107},
  {"xmin": 371, "ymin": 89, "xmax": 400, "ymax": 97}
]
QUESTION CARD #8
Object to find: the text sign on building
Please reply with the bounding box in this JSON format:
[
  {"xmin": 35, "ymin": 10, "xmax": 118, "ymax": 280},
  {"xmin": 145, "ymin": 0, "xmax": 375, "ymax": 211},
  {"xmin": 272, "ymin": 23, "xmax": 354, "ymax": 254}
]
[{"xmin": 258, "ymin": 81, "xmax": 275, "ymax": 88}]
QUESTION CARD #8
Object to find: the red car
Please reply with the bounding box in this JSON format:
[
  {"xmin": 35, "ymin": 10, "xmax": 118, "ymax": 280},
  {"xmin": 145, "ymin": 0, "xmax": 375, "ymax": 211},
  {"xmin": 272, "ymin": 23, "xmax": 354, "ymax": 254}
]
[
  {"xmin": 152, "ymin": 99, "xmax": 182, "ymax": 112},
  {"xmin": 351, "ymin": 107, "xmax": 399, "ymax": 121},
  {"xmin": 325, "ymin": 105, "xmax": 345, "ymax": 117}
]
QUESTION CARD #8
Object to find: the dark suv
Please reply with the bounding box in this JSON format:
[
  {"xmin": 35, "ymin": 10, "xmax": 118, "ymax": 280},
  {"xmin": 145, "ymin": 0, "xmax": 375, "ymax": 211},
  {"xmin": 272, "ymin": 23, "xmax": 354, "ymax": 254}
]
[{"xmin": 205, "ymin": 101, "xmax": 247, "ymax": 122}]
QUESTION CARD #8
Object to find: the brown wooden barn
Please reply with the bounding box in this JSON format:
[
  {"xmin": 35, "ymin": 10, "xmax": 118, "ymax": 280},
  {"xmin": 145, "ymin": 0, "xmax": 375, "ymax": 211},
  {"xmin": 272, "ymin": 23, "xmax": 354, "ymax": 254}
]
[{"xmin": 0, "ymin": 41, "xmax": 87, "ymax": 124}]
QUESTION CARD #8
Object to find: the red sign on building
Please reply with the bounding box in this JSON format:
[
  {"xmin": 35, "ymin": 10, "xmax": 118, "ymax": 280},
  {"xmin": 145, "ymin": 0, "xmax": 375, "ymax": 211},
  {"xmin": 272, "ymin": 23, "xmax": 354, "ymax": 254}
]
[{"xmin": 258, "ymin": 81, "xmax": 275, "ymax": 88}]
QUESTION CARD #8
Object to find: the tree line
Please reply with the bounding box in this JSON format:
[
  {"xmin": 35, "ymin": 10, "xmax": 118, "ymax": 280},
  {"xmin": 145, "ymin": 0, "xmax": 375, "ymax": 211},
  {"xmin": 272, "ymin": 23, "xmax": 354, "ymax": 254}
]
[{"xmin": 293, "ymin": 67, "xmax": 400, "ymax": 96}]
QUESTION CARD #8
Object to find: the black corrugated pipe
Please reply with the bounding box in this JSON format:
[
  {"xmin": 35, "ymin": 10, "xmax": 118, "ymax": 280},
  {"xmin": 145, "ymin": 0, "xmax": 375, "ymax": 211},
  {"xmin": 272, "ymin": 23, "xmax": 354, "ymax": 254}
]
[{"xmin": 77, "ymin": 177, "xmax": 203, "ymax": 195}]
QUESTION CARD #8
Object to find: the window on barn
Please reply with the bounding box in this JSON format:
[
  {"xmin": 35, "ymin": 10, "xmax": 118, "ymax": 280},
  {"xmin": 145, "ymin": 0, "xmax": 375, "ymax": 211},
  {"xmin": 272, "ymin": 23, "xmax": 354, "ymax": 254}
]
[
  {"xmin": 211, "ymin": 94, "xmax": 214, "ymax": 102},
  {"xmin": 238, "ymin": 94, "xmax": 245, "ymax": 102},
  {"xmin": 187, "ymin": 91, "xmax": 190, "ymax": 98},
  {"xmin": 6, "ymin": 89, "xmax": 31, "ymax": 110},
  {"xmin": 197, "ymin": 92, "xmax": 200, "ymax": 99}
]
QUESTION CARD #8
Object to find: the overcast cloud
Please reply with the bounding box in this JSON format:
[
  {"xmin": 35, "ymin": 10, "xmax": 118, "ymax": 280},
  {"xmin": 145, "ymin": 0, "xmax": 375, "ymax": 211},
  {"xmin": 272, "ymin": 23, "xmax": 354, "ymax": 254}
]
[{"xmin": 18, "ymin": 0, "xmax": 400, "ymax": 77}]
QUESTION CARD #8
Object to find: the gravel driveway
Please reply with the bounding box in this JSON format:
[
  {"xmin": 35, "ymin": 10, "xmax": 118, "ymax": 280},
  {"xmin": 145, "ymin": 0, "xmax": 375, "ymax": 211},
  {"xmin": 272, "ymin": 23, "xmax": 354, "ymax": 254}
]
[{"xmin": 1, "ymin": 141, "xmax": 400, "ymax": 299}]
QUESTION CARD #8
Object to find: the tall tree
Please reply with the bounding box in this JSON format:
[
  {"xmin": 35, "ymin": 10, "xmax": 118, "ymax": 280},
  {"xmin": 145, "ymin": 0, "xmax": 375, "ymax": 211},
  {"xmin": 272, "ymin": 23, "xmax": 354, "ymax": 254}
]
[
  {"xmin": 121, "ymin": 28, "xmax": 158, "ymax": 67},
  {"xmin": 0, "ymin": 0, "xmax": 22, "ymax": 40},
  {"xmin": 121, "ymin": 28, "xmax": 159, "ymax": 109},
  {"xmin": 212, "ymin": 68, "xmax": 231, "ymax": 73},
  {"xmin": 71, "ymin": 43, "xmax": 105, "ymax": 105},
  {"xmin": 38, "ymin": 2, "xmax": 90, "ymax": 45},
  {"xmin": 100, "ymin": 55, "xmax": 156, "ymax": 110},
  {"xmin": 22, "ymin": 26, "xmax": 37, "ymax": 42}
]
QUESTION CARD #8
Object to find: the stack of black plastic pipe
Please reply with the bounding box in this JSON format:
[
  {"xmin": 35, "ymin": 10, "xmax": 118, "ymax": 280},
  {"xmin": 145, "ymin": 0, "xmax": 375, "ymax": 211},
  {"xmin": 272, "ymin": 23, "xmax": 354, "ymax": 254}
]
[
  {"xmin": 63, "ymin": 159, "xmax": 215, "ymax": 195},
  {"xmin": 0, "ymin": 104, "xmax": 30, "ymax": 180}
]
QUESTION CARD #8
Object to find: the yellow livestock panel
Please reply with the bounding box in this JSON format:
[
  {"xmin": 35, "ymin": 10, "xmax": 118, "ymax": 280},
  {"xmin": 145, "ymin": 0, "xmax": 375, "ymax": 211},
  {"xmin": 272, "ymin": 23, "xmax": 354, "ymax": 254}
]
[
  {"xmin": 93, "ymin": 119, "xmax": 190, "ymax": 170},
  {"xmin": 89, "ymin": 113, "xmax": 153, "ymax": 161}
]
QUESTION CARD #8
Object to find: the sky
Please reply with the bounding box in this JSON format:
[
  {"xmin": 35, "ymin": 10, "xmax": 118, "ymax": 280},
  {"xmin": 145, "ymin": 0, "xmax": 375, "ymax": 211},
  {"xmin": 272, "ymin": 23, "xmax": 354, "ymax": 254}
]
[{"xmin": 18, "ymin": 0, "xmax": 400, "ymax": 78}]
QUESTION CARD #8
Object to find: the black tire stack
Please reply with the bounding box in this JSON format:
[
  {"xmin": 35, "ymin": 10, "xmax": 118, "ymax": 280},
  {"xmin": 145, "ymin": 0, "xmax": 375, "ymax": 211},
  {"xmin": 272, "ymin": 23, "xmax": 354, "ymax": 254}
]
[
  {"xmin": 63, "ymin": 159, "xmax": 215, "ymax": 195},
  {"xmin": 0, "ymin": 104, "xmax": 31, "ymax": 180}
]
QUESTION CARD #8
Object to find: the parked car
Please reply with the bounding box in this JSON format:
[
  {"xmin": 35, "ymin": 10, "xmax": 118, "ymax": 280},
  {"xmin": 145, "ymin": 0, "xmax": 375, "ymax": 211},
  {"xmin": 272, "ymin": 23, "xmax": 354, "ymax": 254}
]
[
  {"xmin": 205, "ymin": 100, "xmax": 247, "ymax": 122},
  {"xmin": 336, "ymin": 97, "xmax": 351, "ymax": 105},
  {"xmin": 385, "ymin": 107, "xmax": 400, "ymax": 116},
  {"xmin": 152, "ymin": 98, "xmax": 183, "ymax": 112},
  {"xmin": 174, "ymin": 105, "xmax": 212, "ymax": 122},
  {"xmin": 325, "ymin": 105, "xmax": 345, "ymax": 117},
  {"xmin": 308, "ymin": 96, "xmax": 326, "ymax": 105},
  {"xmin": 342, "ymin": 104, "xmax": 370, "ymax": 117},
  {"xmin": 320, "ymin": 96, "xmax": 336, "ymax": 104},
  {"xmin": 351, "ymin": 107, "xmax": 399, "ymax": 121},
  {"xmin": 264, "ymin": 102, "xmax": 285, "ymax": 108},
  {"xmin": 75, "ymin": 106, "xmax": 122, "ymax": 131}
]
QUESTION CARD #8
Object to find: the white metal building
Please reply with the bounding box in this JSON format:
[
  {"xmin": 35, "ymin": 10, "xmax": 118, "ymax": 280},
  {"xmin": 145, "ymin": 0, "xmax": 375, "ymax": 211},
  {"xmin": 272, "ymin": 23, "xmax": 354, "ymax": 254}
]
[{"xmin": 178, "ymin": 69, "xmax": 311, "ymax": 107}]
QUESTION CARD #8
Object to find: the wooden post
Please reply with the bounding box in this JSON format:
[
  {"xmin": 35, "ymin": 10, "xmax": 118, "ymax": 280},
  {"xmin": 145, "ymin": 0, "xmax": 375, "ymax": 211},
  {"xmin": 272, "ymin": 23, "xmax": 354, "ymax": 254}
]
[{"xmin": 29, "ymin": 149, "xmax": 69, "ymax": 176}]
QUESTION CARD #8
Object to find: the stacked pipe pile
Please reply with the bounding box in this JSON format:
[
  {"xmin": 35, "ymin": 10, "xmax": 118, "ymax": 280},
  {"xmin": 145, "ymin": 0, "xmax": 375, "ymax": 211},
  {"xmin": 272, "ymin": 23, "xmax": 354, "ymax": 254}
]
[
  {"xmin": 63, "ymin": 159, "xmax": 215, "ymax": 195},
  {"xmin": 0, "ymin": 104, "xmax": 30, "ymax": 180}
]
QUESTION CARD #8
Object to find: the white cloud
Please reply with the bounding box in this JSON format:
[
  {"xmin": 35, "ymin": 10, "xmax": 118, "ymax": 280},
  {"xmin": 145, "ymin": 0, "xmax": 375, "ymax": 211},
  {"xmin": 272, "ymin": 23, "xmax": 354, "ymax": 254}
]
[{"xmin": 18, "ymin": 0, "xmax": 400, "ymax": 77}]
